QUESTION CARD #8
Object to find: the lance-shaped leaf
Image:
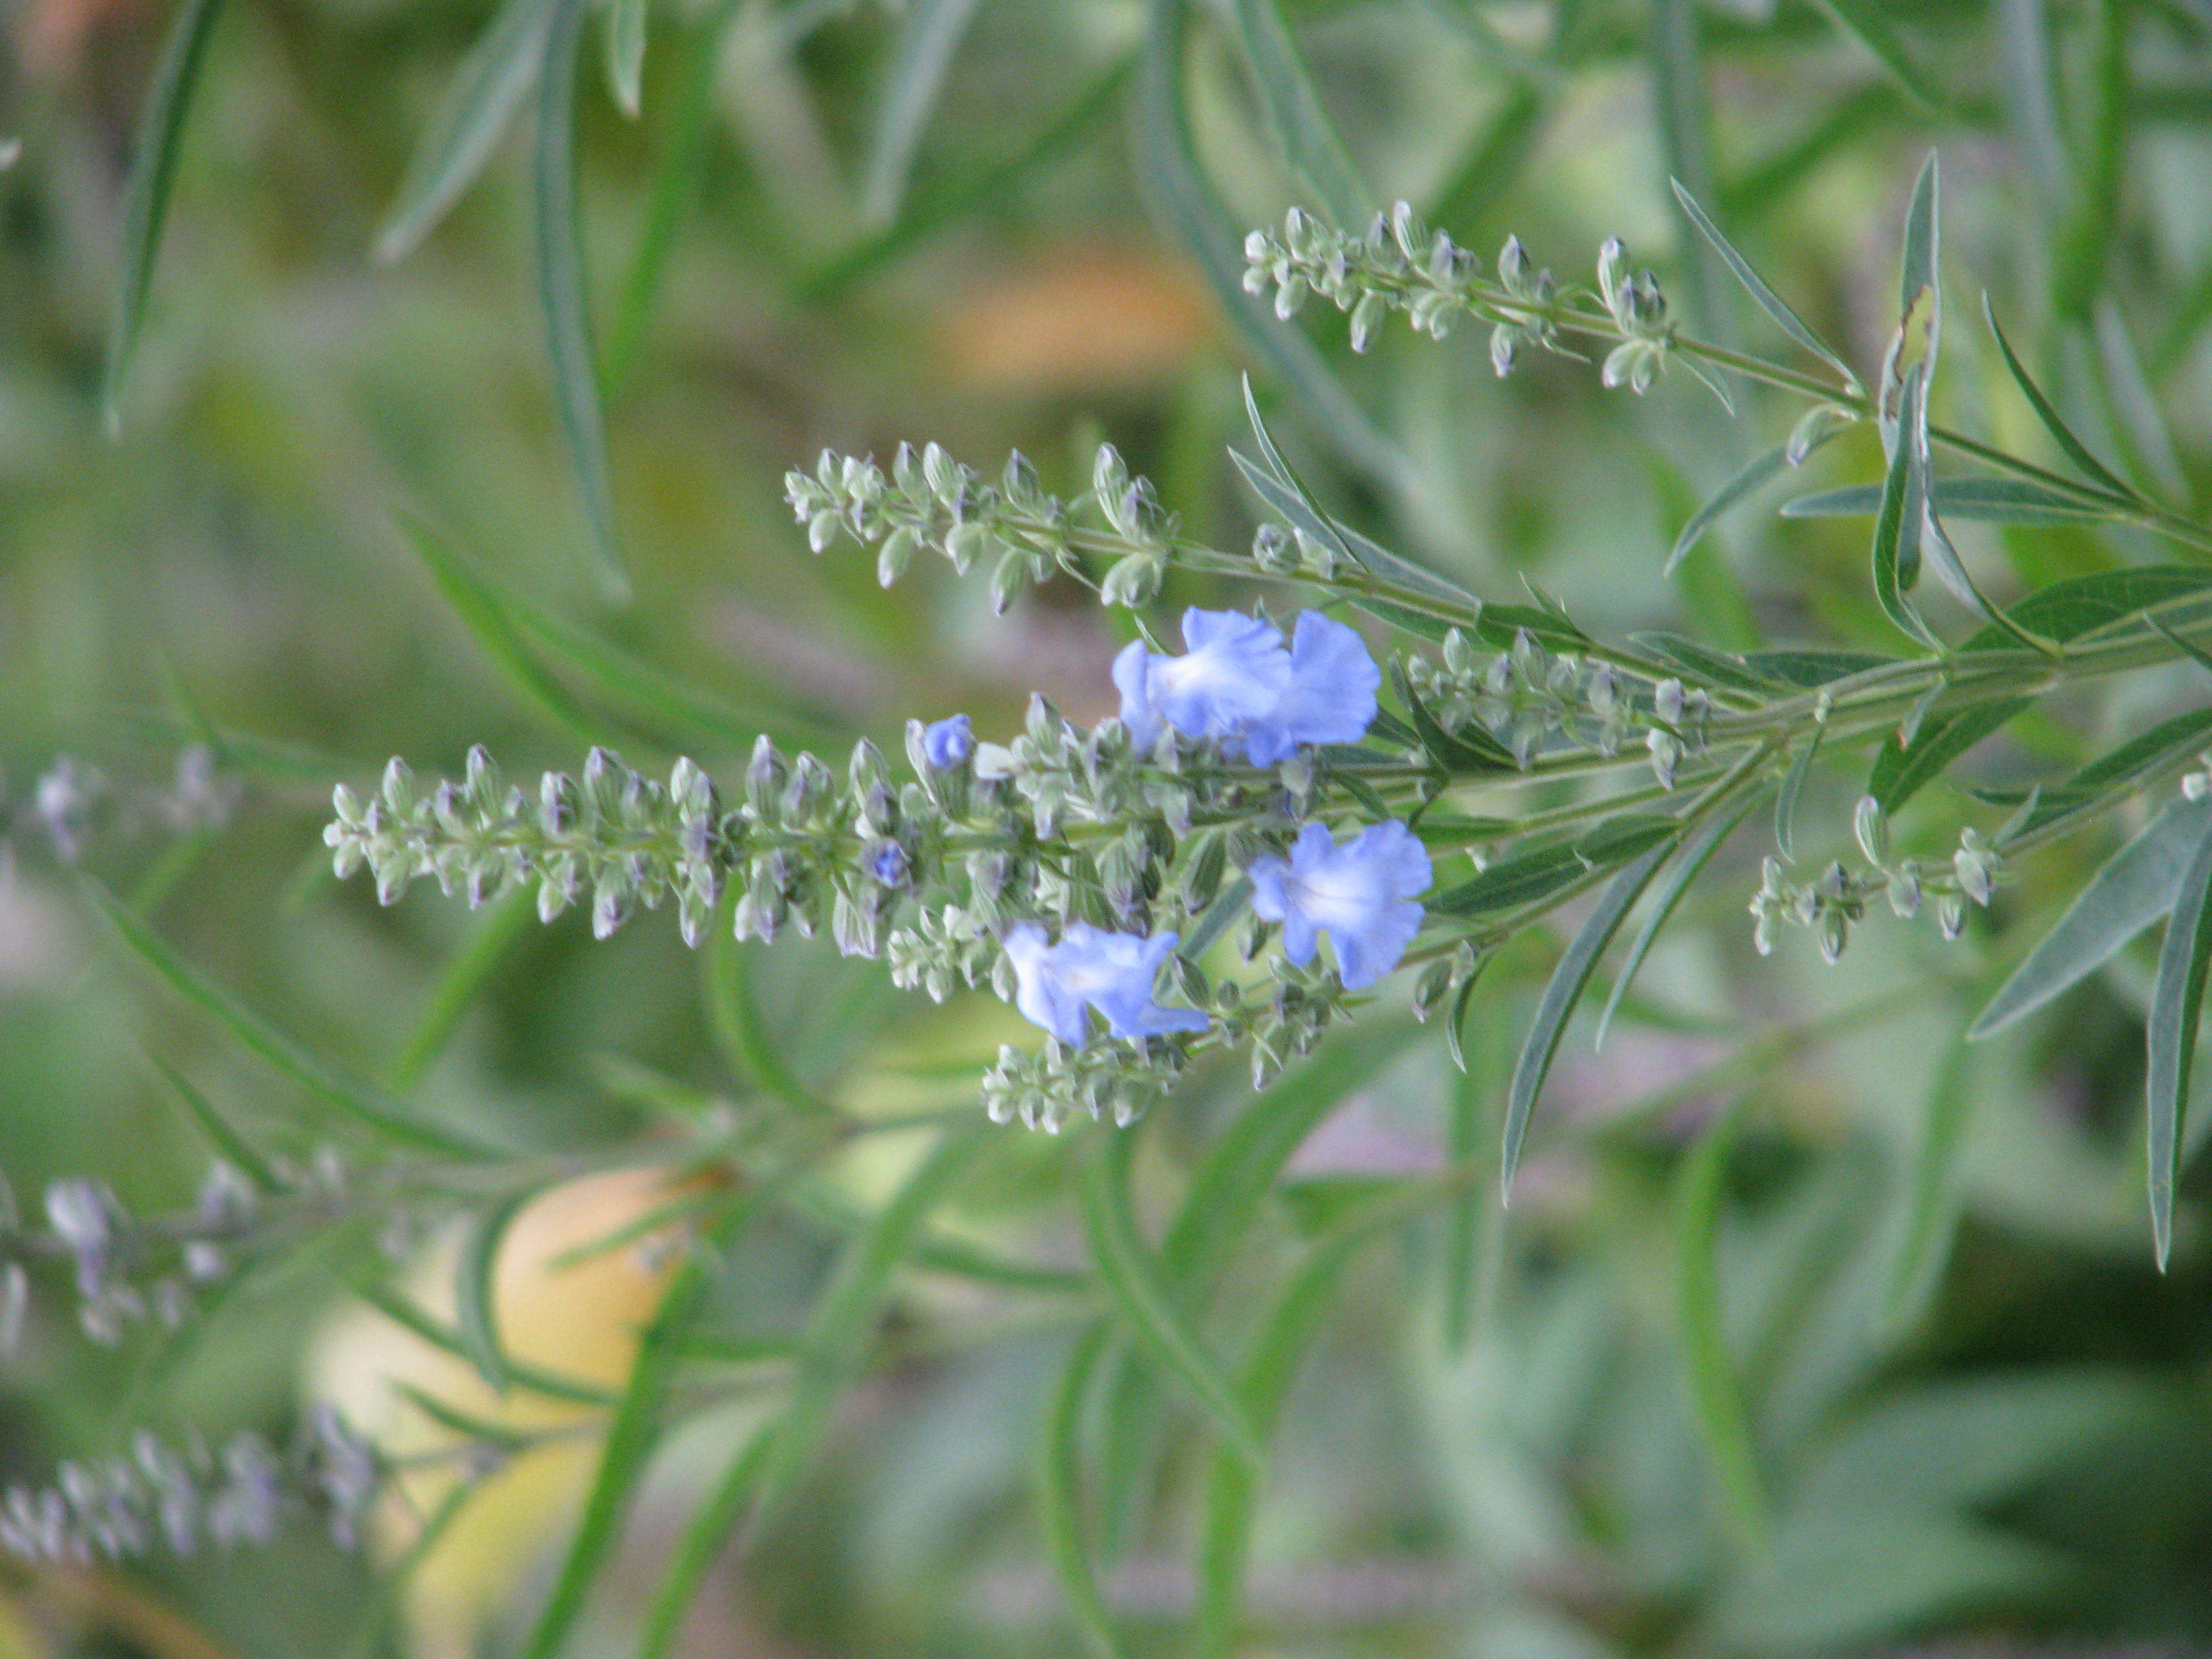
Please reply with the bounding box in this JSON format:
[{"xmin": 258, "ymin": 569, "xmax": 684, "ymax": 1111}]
[
  {"xmin": 454, "ymin": 1189, "xmax": 537, "ymax": 1393},
  {"xmin": 537, "ymin": 0, "xmax": 630, "ymax": 598},
  {"xmin": 1502, "ymin": 832, "xmax": 1678, "ymax": 1193},
  {"xmin": 1040, "ymin": 1324, "xmax": 1124, "ymax": 1659},
  {"xmin": 1235, "ymin": 377, "xmax": 1482, "ymax": 611},
  {"xmin": 1137, "ymin": 7, "xmax": 1420, "ymax": 499},
  {"xmin": 1229, "ymin": 0, "xmax": 1370, "ymax": 228},
  {"xmin": 1595, "ymin": 800, "xmax": 1757, "ymax": 1050},
  {"xmin": 1784, "ymin": 476, "xmax": 2119, "ymax": 525},
  {"xmin": 1971, "ymin": 798, "xmax": 2212, "ymax": 1040},
  {"xmin": 1082, "ymin": 1130, "xmax": 1263, "ymax": 1464},
  {"xmin": 858, "ymin": 0, "xmax": 985, "ymax": 223},
  {"xmin": 1670, "ymin": 180, "xmax": 1860, "ymax": 391},
  {"xmin": 605, "ymin": 0, "xmax": 647, "ymax": 117},
  {"xmin": 1814, "ymin": 0, "xmax": 1947, "ymax": 111},
  {"xmin": 103, "ymin": 0, "xmax": 226, "ymax": 432},
  {"xmin": 1870, "ymin": 359, "xmax": 1940, "ymax": 647},
  {"xmin": 377, "ymin": 0, "xmax": 557, "ymax": 264},
  {"xmin": 1774, "ymin": 723, "xmax": 1824, "ymax": 863},
  {"xmin": 2146, "ymin": 812, "xmax": 2212, "ymax": 1267},
  {"xmin": 1982, "ymin": 294, "xmax": 2135, "ymax": 500},
  {"xmin": 1666, "ymin": 442, "xmax": 1793, "ymax": 576},
  {"xmin": 1676, "ymin": 1096, "xmax": 1766, "ymax": 1543}
]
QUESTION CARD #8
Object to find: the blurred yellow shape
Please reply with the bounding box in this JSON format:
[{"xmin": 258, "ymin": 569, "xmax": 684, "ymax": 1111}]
[{"xmin": 307, "ymin": 1166, "xmax": 690, "ymax": 1659}]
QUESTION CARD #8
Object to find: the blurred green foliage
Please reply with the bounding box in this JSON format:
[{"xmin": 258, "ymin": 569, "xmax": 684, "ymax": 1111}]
[{"xmin": 6, "ymin": 0, "xmax": 2212, "ymax": 1656}]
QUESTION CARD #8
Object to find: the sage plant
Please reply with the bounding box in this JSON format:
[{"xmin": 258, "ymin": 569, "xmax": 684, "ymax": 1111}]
[{"xmin": 324, "ymin": 165, "xmax": 2212, "ymax": 1251}]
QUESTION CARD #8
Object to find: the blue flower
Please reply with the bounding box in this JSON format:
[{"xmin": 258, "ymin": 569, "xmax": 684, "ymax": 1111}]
[
  {"xmin": 922, "ymin": 714, "xmax": 974, "ymax": 769},
  {"xmin": 1240, "ymin": 611, "xmax": 1382, "ymax": 766},
  {"xmin": 865, "ymin": 840, "xmax": 910, "ymax": 887},
  {"xmin": 1002, "ymin": 922, "xmax": 1211, "ymax": 1046},
  {"xmin": 1248, "ymin": 820, "xmax": 1432, "ymax": 989},
  {"xmin": 1113, "ymin": 608, "xmax": 1378, "ymax": 764},
  {"xmin": 1114, "ymin": 609, "xmax": 1290, "ymax": 752}
]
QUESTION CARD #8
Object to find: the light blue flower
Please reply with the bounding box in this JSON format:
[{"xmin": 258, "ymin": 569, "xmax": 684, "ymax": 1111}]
[
  {"xmin": 1240, "ymin": 611, "xmax": 1381, "ymax": 765},
  {"xmin": 1113, "ymin": 609, "xmax": 1290, "ymax": 751},
  {"xmin": 1248, "ymin": 820, "xmax": 1432, "ymax": 989},
  {"xmin": 1113, "ymin": 608, "xmax": 1378, "ymax": 764},
  {"xmin": 1002, "ymin": 922, "xmax": 1211, "ymax": 1046},
  {"xmin": 865, "ymin": 840, "xmax": 910, "ymax": 887},
  {"xmin": 922, "ymin": 714, "xmax": 974, "ymax": 769}
]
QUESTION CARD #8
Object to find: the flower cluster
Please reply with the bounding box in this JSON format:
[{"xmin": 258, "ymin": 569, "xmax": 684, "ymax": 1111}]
[
  {"xmin": 28, "ymin": 1164, "xmax": 260, "ymax": 1346},
  {"xmin": 0, "ymin": 1412, "xmax": 375, "ymax": 1565},
  {"xmin": 1241, "ymin": 203, "xmax": 1563, "ymax": 373},
  {"xmin": 328, "ymin": 605, "xmax": 1436, "ymax": 1130},
  {"xmin": 1748, "ymin": 802, "xmax": 2000, "ymax": 960},
  {"xmin": 784, "ymin": 441, "xmax": 1179, "ymax": 611},
  {"xmin": 1404, "ymin": 626, "xmax": 1650, "ymax": 766},
  {"xmin": 1114, "ymin": 608, "xmax": 1379, "ymax": 765},
  {"xmin": 0, "ymin": 743, "xmax": 238, "ymax": 869}
]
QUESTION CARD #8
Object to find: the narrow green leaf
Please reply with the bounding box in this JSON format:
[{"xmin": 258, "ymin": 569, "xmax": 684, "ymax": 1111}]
[
  {"xmin": 1982, "ymin": 295, "xmax": 2136, "ymax": 499},
  {"xmin": 1670, "ymin": 180, "xmax": 1860, "ymax": 389},
  {"xmin": 521, "ymin": 1210, "xmax": 741, "ymax": 1659},
  {"xmin": 1429, "ymin": 842, "xmax": 1586, "ymax": 919},
  {"xmin": 1233, "ymin": 382, "xmax": 1482, "ymax": 611},
  {"xmin": 1978, "ymin": 568, "xmax": 2212, "ymax": 649},
  {"xmin": 1676, "ymin": 1096, "xmax": 1766, "ymax": 1544},
  {"xmin": 398, "ymin": 514, "xmax": 607, "ymax": 745},
  {"xmin": 2093, "ymin": 298, "xmax": 2190, "ymax": 506},
  {"xmin": 1811, "ymin": 0, "xmax": 1947, "ymax": 112},
  {"xmin": 1665, "ymin": 443, "xmax": 1791, "ymax": 577},
  {"xmin": 1081, "ymin": 1130, "xmax": 1263, "ymax": 1464},
  {"xmin": 1181, "ymin": 874, "xmax": 1255, "ymax": 963},
  {"xmin": 1594, "ymin": 800, "xmax": 1757, "ymax": 1051},
  {"xmin": 1650, "ymin": 0, "xmax": 1723, "ymax": 335},
  {"xmin": 385, "ymin": 886, "xmax": 539, "ymax": 1092},
  {"xmin": 752, "ymin": 1127, "xmax": 990, "ymax": 1519},
  {"xmin": 87, "ymin": 885, "xmax": 489, "ymax": 1160},
  {"xmin": 1138, "ymin": 1, "xmax": 1422, "ymax": 500},
  {"xmin": 1227, "ymin": 0, "xmax": 1370, "ymax": 228},
  {"xmin": 1502, "ymin": 833, "xmax": 1677, "ymax": 1193},
  {"xmin": 609, "ymin": 0, "xmax": 748, "ymax": 381},
  {"xmin": 1971, "ymin": 798, "xmax": 2212, "ymax": 1039},
  {"xmin": 1870, "ymin": 361, "xmax": 1939, "ymax": 647},
  {"xmin": 605, "ymin": 0, "xmax": 647, "ymax": 118},
  {"xmin": 634, "ymin": 1425, "xmax": 775, "ymax": 1659},
  {"xmin": 1194, "ymin": 1212, "xmax": 1391, "ymax": 1659},
  {"xmin": 144, "ymin": 1055, "xmax": 280, "ymax": 1194},
  {"xmin": 2146, "ymin": 811, "xmax": 2212, "ymax": 1267},
  {"xmin": 796, "ymin": 56, "xmax": 1129, "ymax": 305},
  {"xmin": 1886, "ymin": 1027, "xmax": 1974, "ymax": 1320},
  {"xmin": 378, "ymin": 0, "xmax": 555, "ymax": 262},
  {"xmin": 2008, "ymin": 708, "xmax": 2212, "ymax": 837},
  {"xmin": 1774, "ymin": 723, "xmax": 1823, "ymax": 863},
  {"xmin": 455, "ymin": 1190, "xmax": 535, "ymax": 1393},
  {"xmin": 342, "ymin": 1277, "xmax": 614, "ymax": 1404},
  {"xmin": 705, "ymin": 922, "xmax": 836, "ymax": 1117},
  {"xmin": 1784, "ymin": 476, "xmax": 2120, "ymax": 525},
  {"xmin": 102, "ymin": 0, "xmax": 226, "ymax": 433},
  {"xmin": 339, "ymin": 1479, "xmax": 477, "ymax": 1659},
  {"xmin": 1438, "ymin": 1060, "xmax": 1491, "ymax": 1352},
  {"xmin": 1866, "ymin": 699, "xmax": 2028, "ymax": 815},
  {"xmin": 1921, "ymin": 512, "xmax": 2055, "ymax": 655},
  {"xmin": 858, "ymin": 0, "xmax": 985, "ymax": 224},
  {"xmin": 1389, "ymin": 662, "xmax": 1518, "ymax": 775},
  {"xmin": 1039, "ymin": 1324, "xmax": 1124, "ymax": 1659},
  {"xmin": 1898, "ymin": 151, "xmax": 1942, "ymax": 327},
  {"xmin": 537, "ymin": 0, "xmax": 630, "ymax": 598},
  {"xmin": 1630, "ymin": 633, "xmax": 1791, "ymax": 695},
  {"xmin": 390, "ymin": 1381, "xmax": 540, "ymax": 1451}
]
